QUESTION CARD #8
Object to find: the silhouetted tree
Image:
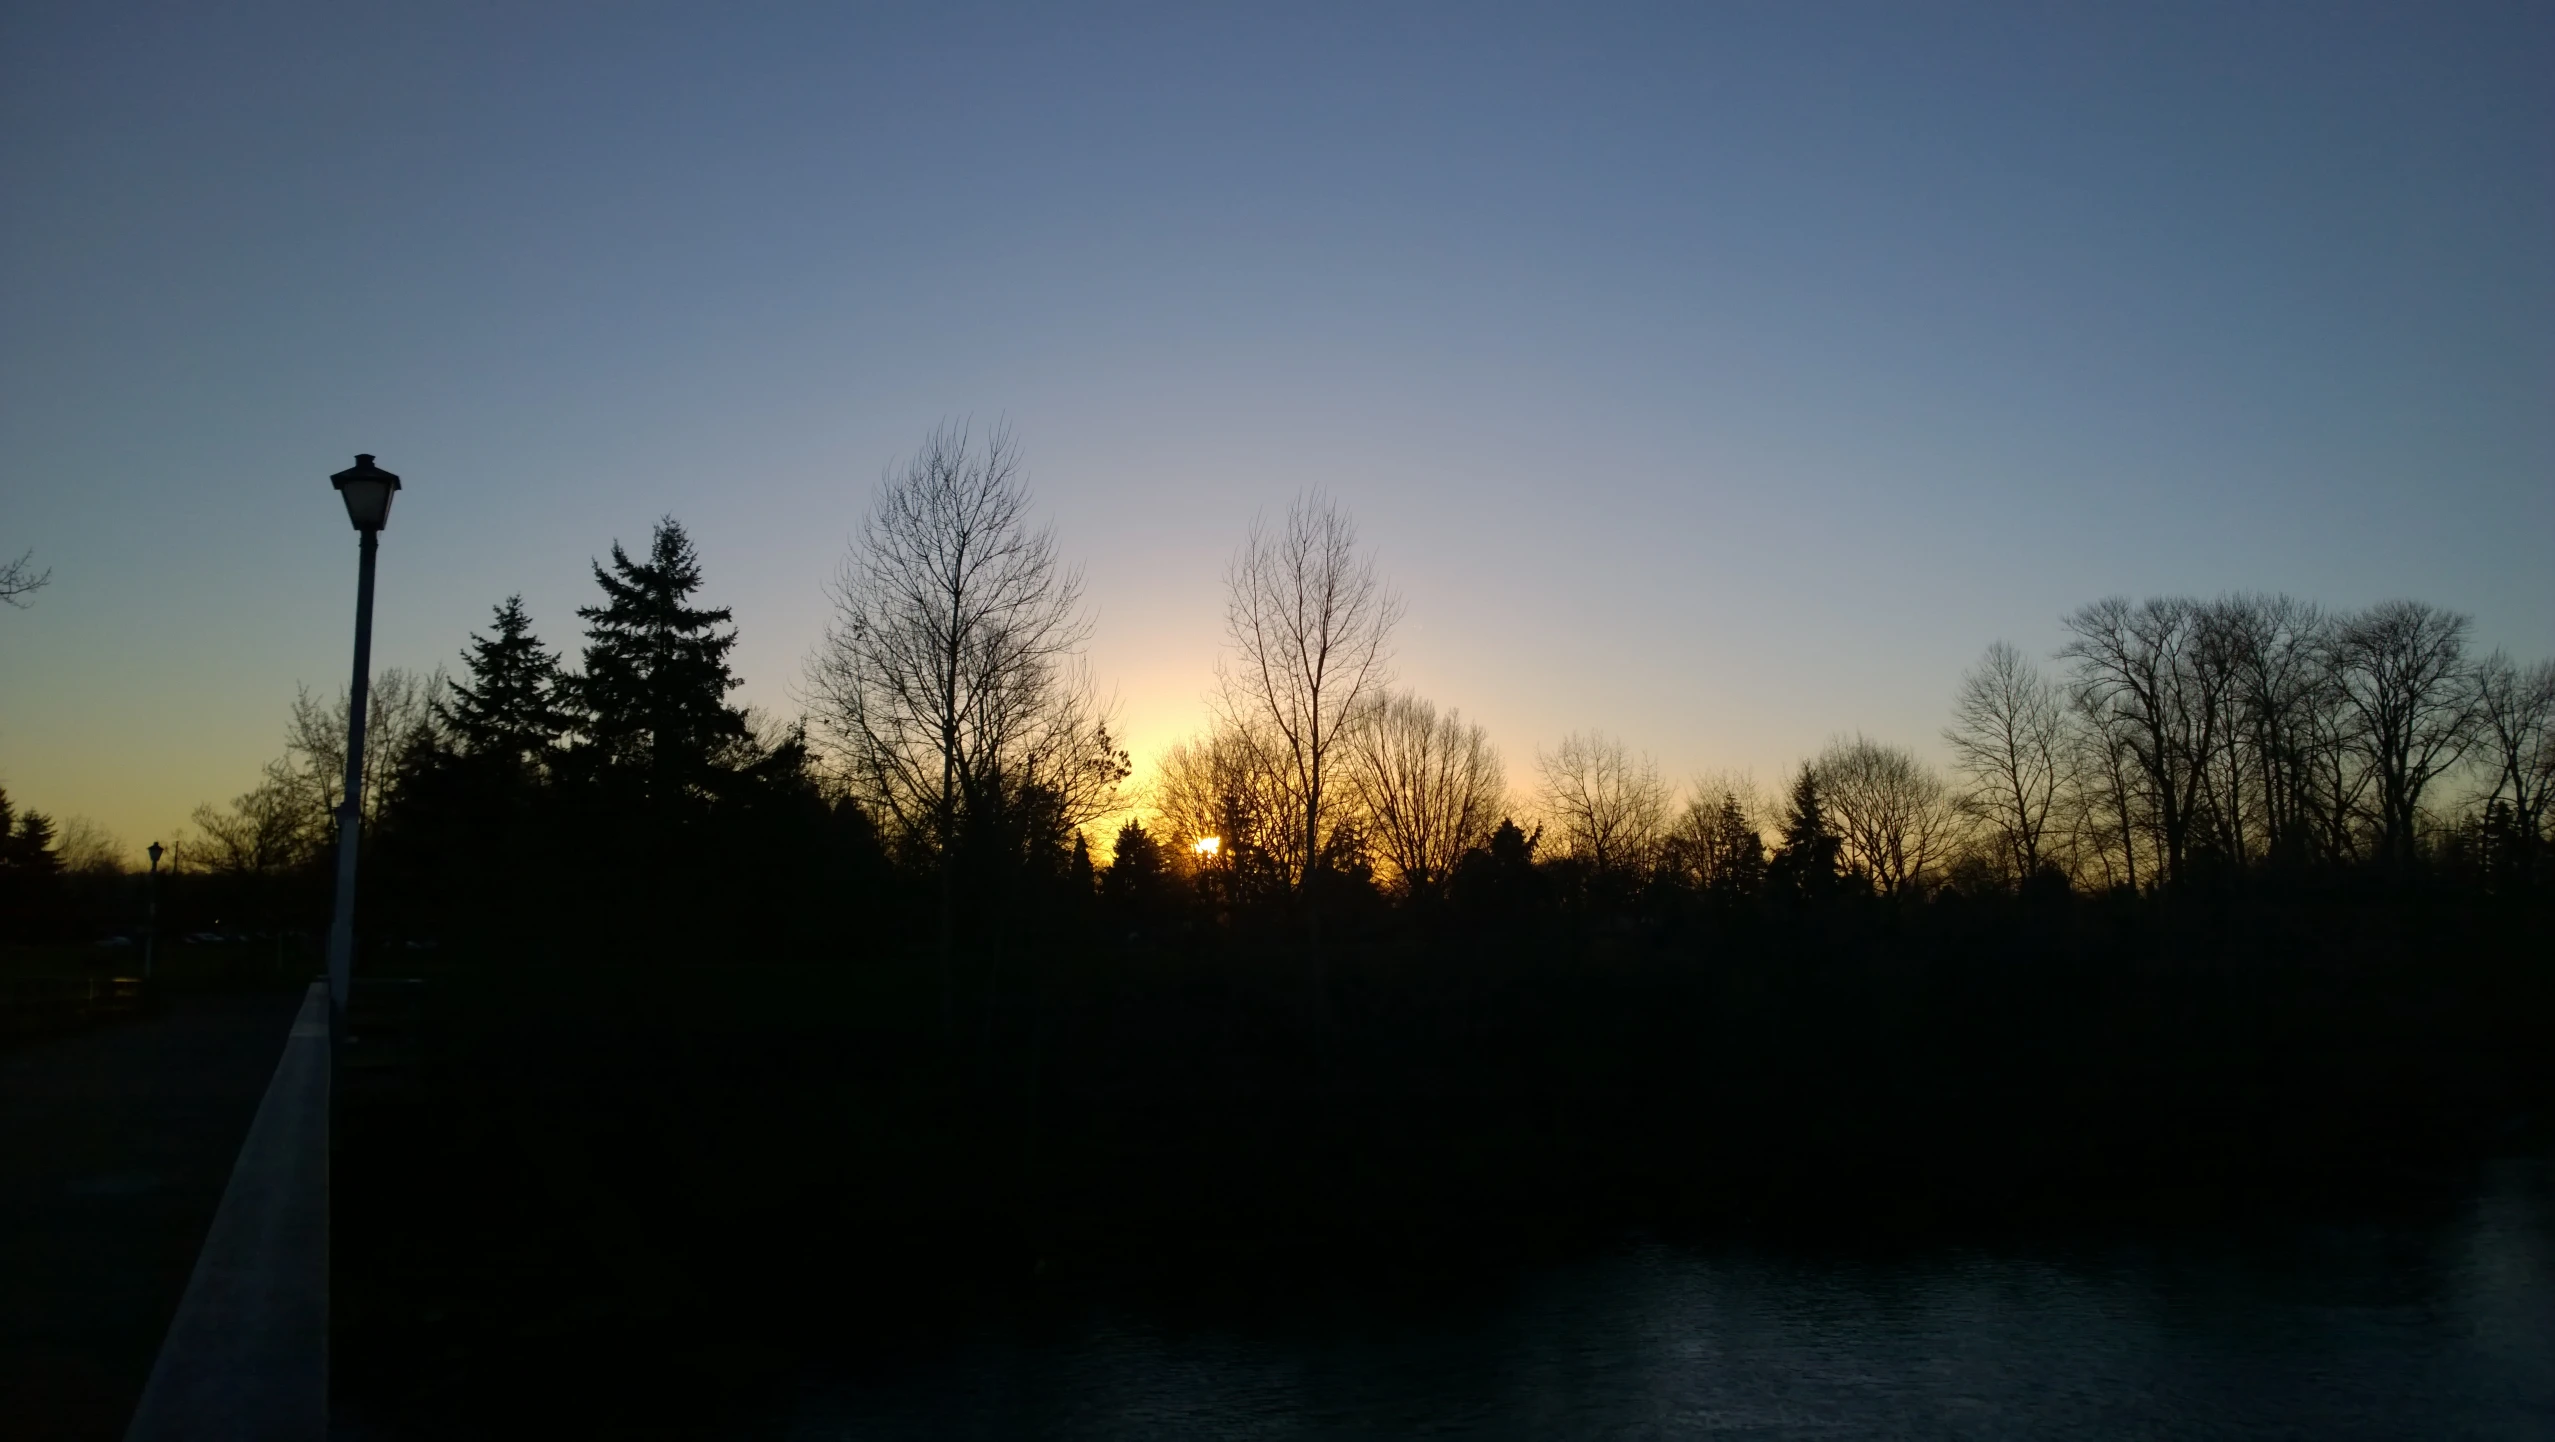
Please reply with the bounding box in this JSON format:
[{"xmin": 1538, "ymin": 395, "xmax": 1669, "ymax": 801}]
[
  {"xmin": 1766, "ymin": 763, "xmax": 1845, "ymax": 903},
  {"xmin": 1946, "ymin": 641, "xmax": 2064, "ymax": 884},
  {"xmin": 1665, "ymin": 780, "xmax": 1766, "ymax": 898},
  {"xmin": 186, "ymin": 761, "xmax": 323, "ymax": 876},
  {"xmin": 2217, "ymin": 595, "xmax": 2340, "ymax": 870},
  {"xmin": 0, "ymin": 792, "xmax": 61, "ymax": 876},
  {"xmin": 438, "ymin": 596, "xmax": 568, "ymax": 775},
  {"xmin": 287, "ymin": 668, "xmax": 445, "ymax": 830},
  {"xmin": 0, "ymin": 549, "xmax": 49, "ymax": 608},
  {"xmin": 1216, "ymin": 492, "xmax": 1401, "ymax": 928},
  {"xmin": 2331, "ymin": 600, "xmax": 2476, "ymax": 868},
  {"xmin": 370, "ymin": 603, "xmax": 571, "ymax": 944},
  {"xmin": 2060, "ymin": 597, "xmax": 2236, "ymax": 888},
  {"xmin": 1816, "ymin": 735, "xmax": 1952, "ymax": 898},
  {"xmin": 1153, "ymin": 719, "xmax": 1297, "ymax": 910},
  {"xmin": 1345, "ymin": 690, "xmax": 1504, "ymax": 901},
  {"xmin": 1448, "ymin": 816, "xmax": 1543, "ymax": 921},
  {"xmin": 1536, "ymin": 731, "xmax": 1667, "ymax": 880},
  {"xmin": 570, "ymin": 518, "xmax": 751, "ymax": 809},
  {"xmin": 806, "ymin": 424, "xmax": 1120, "ymax": 1003},
  {"xmin": 49, "ymin": 817, "xmax": 124, "ymax": 877},
  {"xmin": 173, "ymin": 760, "xmax": 323, "ymax": 938},
  {"xmin": 2056, "ymin": 691, "xmax": 2151, "ymax": 891},
  {"xmin": 1102, "ymin": 820, "xmax": 1180, "ymax": 928},
  {"xmin": 0, "ymin": 787, "xmax": 69, "ymax": 939},
  {"xmin": 2474, "ymin": 651, "xmax": 2554, "ymax": 881}
]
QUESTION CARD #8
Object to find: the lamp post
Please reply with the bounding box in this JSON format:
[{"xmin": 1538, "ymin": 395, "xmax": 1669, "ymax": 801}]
[
  {"xmin": 324, "ymin": 454, "xmax": 400, "ymax": 1027},
  {"xmin": 144, "ymin": 840, "xmax": 163, "ymax": 981}
]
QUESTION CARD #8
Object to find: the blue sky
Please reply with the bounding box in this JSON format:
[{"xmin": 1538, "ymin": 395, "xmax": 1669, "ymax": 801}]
[{"xmin": 4, "ymin": 2, "xmax": 2549, "ymax": 855}]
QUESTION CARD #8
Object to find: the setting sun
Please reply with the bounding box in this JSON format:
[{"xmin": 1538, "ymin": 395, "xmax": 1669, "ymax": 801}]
[{"xmin": 1191, "ymin": 836, "xmax": 1220, "ymax": 857}]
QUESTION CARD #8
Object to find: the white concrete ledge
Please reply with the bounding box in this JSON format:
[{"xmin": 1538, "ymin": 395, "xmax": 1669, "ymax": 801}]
[{"xmin": 126, "ymin": 981, "xmax": 330, "ymax": 1441}]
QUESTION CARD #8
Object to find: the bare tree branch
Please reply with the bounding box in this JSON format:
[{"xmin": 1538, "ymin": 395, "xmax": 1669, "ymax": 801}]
[
  {"xmin": 0, "ymin": 549, "xmax": 51, "ymax": 607},
  {"xmin": 1344, "ymin": 690, "xmax": 1505, "ymax": 900},
  {"xmin": 2474, "ymin": 651, "xmax": 2555, "ymax": 852},
  {"xmin": 1535, "ymin": 731, "xmax": 1667, "ymax": 877},
  {"xmin": 1945, "ymin": 641, "xmax": 2063, "ymax": 884},
  {"xmin": 2332, "ymin": 599, "xmax": 2476, "ymax": 866},
  {"xmin": 1214, "ymin": 492, "xmax": 1402, "ymax": 895},
  {"xmin": 1815, "ymin": 734, "xmax": 1953, "ymax": 897},
  {"xmin": 804, "ymin": 421, "xmax": 1121, "ymax": 1003}
]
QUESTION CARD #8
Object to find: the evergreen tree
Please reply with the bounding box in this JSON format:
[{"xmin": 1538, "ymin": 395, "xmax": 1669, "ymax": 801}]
[
  {"xmin": 0, "ymin": 787, "xmax": 61, "ymax": 875},
  {"xmin": 438, "ymin": 595, "xmax": 566, "ymax": 773},
  {"xmin": 1069, "ymin": 830, "xmax": 1097, "ymax": 901},
  {"xmin": 1448, "ymin": 816, "xmax": 1543, "ymax": 920},
  {"xmin": 0, "ymin": 786, "xmax": 66, "ymax": 940},
  {"xmin": 1103, "ymin": 821, "xmax": 1170, "ymax": 914},
  {"xmin": 1708, "ymin": 792, "xmax": 1767, "ymax": 896},
  {"xmin": 570, "ymin": 519, "xmax": 751, "ymax": 807},
  {"xmin": 1767, "ymin": 763, "xmax": 1843, "ymax": 903}
]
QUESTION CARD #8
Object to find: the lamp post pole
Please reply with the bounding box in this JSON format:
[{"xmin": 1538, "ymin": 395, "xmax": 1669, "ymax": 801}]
[
  {"xmin": 144, "ymin": 840, "xmax": 163, "ymax": 981},
  {"xmin": 323, "ymin": 454, "xmax": 400, "ymax": 1027}
]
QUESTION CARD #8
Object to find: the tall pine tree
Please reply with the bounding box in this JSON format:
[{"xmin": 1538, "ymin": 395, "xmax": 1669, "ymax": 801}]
[
  {"xmin": 570, "ymin": 519, "xmax": 750, "ymax": 808},
  {"xmin": 1767, "ymin": 763, "xmax": 1844, "ymax": 903},
  {"xmin": 438, "ymin": 595, "xmax": 567, "ymax": 775}
]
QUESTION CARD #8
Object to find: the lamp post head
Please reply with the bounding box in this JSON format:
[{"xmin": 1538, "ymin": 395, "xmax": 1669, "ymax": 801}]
[
  {"xmin": 330, "ymin": 453, "xmax": 401, "ymax": 531},
  {"xmin": 147, "ymin": 840, "xmax": 163, "ymax": 870}
]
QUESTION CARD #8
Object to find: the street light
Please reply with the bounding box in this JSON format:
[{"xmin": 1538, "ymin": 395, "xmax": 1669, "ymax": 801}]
[
  {"xmin": 145, "ymin": 840, "xmax": 163, "ymax": 981},
  {"xmin": 323, "ymin": 454, "xmax": 401, "ymax": 1026}
]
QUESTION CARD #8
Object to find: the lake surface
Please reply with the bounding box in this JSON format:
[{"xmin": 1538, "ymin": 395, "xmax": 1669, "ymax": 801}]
[{"xmin": 787, "ymin": 1160, "xmax": 2555, "ymax": 1439}]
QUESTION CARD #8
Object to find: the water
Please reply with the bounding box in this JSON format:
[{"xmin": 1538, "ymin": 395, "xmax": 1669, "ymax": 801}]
[{"xmin": 788, "ymin": 1161, "xmax": 2555, "ymax": 1439}]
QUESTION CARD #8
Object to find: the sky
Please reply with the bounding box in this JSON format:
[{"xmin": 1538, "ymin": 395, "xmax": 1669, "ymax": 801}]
[{"xmin": 3, "ymin": 2, "xmax": 2550, "ymax": 860}]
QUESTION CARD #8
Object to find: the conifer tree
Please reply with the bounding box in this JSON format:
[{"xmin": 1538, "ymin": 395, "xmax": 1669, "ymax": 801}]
[
  {"xmin": 1767, "ymin": 763, "xmax": 1843, "ymax": 902},
  {"xmin": 438, "ymin": 595, "xmax": 566, "ymax": 774},
  {"xmin": 1103, "ymin": 820, "xmax": 1169, "ymax": 915},
  {"xmin": 0, "ymin": 787, "xmax": 61, "ymax": 874},
  {"xmin": 571, "ymin": 519, "xmax": 751, "ymax": 806},
  {"xmin": 1708, "ymin": 791, "xmax": 1767, "ymax": 896}
]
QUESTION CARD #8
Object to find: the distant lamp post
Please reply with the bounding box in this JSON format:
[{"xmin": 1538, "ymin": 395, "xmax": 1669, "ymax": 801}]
[
  {"xmin": 323, "ymin": 454, "xmax": 401, "ymax": 1026},
  {"xmin": 145, "ymin": 841, "xmax": 164, "ymax": 981}
]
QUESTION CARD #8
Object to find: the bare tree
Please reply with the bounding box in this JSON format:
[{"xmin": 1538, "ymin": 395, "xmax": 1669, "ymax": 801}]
[
  {"xmin": 2217, "ymin": 595, "xmax": 2340, "ymax": 867},
  {"xmin": 1216, "ymin": 492, "xmax": 1402, "ymax": 914},
  {"xmin": 0, "ymin": 549, "xmax": 49, "ymax": 607},
  {"xmin": 1664, "ymin": 771, "xmax": 1767, "ymax": 894},
  {"xmin": 805, "ymin": 422, "xmax": 1119, "ymax": 991},
  {"xmin": 51, "ymin": 817, "xmax": 128, "ymax": 877},
  {"xmin": 2059, "ymin": 597, "xmax": 2231, "ymax": 887},
  {"xmin": 2055, "ymin": 697, "xmax": 2150, "ymax": 891},
  {"xmin": 1343, "ymin": 690, "xmax": 1505, "ymax": 901},
  {"xmin": 1151, "ymin": 718, "xmax": 1299, "ymax": 904},
  {"xmin": 188, "ymin": 760, "xmax": 324, "ymax": 876},
  {"xmin": 1944, "ymin": 641, "xmax": 2064, "ymax": 883},
  {"xmin": 2474, "ymin": 652, "xmax": 2555, "ymax": 856},
  {"xmin": 1815, "ymin": 734, "xmax": 1953, "ymax": 896},
  {"xmin": 2187, "ymin": 600, "xmax": 2261, "ymax": 864},
  {"xmin": 1536, "ymin": 731, "xmax": 1667, "ymax": 877},
  {"xmin": 286, "ymin": 667, "xmax": 446, "ymax": 830},
  {"xmin": 2331, "ymin": 600, "xmax": 2476, "ymax": 866}
]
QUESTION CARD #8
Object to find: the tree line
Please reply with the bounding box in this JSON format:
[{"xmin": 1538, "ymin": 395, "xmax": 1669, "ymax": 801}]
[
  {"xmin": 1123, "ymin": 529, "xmax": 2554, "ymax": 931},
  {"xmin": 19, "ymin": 425, "xmax": 2542, "ymax": 955}
]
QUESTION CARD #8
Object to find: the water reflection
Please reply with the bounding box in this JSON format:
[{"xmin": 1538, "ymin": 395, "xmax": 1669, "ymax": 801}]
[{"xmin": 791, "ymin": 1160, "xmax": 2555, "ymax": 1439}]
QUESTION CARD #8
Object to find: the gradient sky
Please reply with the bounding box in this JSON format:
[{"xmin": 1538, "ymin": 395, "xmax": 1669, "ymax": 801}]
[{"xmin": 4, "ymin": 2, "xmax": 2550, "ymax": 860}]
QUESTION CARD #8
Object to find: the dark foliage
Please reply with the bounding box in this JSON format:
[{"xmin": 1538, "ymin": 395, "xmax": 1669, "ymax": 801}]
[
  {"xmin": 1766, "ymin": 763, "xmax": 1847, "ymax": 903},
  {"xmin": 0, "ymin": 786, "xmax": 67, "ymax": 939},
  {"xmin": 567, "ymin": 519, "xmax": 751, "ymax": 810},
  {"xmin": 435, "ymin": 594, "xmax": 568, "ymax": 775}
]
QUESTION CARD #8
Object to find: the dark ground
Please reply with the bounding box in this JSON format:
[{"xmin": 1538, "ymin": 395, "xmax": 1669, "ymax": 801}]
[
  {"xmin": 327, "ymin": 898, "xmax": 2555, "ymax": 1436},
  {"xmin": 0, "ymin": 985, "xmax": 307, "ymax": 1440}
]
